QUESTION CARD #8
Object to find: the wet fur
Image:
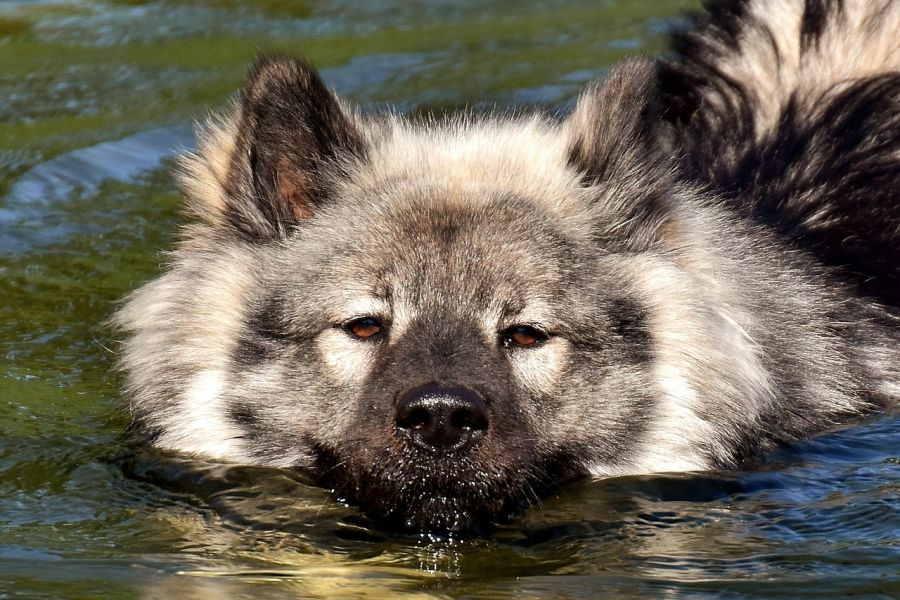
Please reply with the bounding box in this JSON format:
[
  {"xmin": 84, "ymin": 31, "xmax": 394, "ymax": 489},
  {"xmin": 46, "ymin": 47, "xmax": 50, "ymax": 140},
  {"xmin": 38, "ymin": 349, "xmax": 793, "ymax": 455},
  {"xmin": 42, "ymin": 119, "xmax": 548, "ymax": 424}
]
[{"xmin": 116, "ymin": 0, "xmax": 900, "ymax": 534}]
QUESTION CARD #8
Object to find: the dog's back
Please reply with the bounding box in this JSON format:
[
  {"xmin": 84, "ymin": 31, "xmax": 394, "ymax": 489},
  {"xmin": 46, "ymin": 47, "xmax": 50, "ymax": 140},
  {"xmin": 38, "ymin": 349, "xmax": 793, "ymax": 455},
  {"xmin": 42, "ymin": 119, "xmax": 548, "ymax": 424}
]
[{"xmin": 660, "ymin": 0, "xmax": 900, "ymax": 305}]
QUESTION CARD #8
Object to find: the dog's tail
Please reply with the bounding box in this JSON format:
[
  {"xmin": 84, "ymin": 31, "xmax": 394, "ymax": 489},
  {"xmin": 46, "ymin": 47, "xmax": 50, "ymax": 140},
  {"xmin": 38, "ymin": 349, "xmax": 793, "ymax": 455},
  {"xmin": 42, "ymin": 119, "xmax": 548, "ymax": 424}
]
[{"xmin": 659, "ymin": 0, "xmax": 900, "ymax": 306}]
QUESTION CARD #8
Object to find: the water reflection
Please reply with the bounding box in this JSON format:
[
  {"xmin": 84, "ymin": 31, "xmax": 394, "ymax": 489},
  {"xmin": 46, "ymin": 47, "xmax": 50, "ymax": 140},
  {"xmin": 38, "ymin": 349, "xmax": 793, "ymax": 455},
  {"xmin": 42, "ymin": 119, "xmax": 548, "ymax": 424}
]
[{"xmin": 112, "ymin": 414, "xmax": 900, "ymax": 597}]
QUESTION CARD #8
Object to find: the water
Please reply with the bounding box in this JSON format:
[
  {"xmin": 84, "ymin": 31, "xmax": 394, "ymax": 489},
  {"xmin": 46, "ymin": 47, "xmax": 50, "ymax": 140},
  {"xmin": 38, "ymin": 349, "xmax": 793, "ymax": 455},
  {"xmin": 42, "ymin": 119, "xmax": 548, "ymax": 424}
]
[{"xmin": 1, "ymin": 1, "xmax": 897, "ymax": 597}]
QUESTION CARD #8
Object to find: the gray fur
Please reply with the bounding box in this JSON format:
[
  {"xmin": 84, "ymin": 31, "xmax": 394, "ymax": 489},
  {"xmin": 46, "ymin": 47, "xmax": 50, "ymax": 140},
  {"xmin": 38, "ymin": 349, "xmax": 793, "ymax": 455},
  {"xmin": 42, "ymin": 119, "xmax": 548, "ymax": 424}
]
[{"xmin": 116, "ymin": 0, "xmax": 899, "ymax": 534}]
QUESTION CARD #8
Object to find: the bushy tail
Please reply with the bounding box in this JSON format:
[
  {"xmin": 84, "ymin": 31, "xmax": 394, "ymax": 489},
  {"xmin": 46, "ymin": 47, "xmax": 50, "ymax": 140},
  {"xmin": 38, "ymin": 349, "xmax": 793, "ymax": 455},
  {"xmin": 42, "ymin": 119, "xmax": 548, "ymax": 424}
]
[{"xmin": 659, "ymin": 0, "xmax": 900, "ymax": 306}]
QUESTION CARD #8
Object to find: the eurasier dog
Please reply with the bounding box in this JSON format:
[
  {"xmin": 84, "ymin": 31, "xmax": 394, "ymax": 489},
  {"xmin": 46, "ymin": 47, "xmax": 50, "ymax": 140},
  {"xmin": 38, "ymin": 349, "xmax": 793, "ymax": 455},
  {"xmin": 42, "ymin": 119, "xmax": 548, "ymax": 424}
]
[{"xmin": 116, "ymin": 0, "xmax": 899, "ymax": 535}]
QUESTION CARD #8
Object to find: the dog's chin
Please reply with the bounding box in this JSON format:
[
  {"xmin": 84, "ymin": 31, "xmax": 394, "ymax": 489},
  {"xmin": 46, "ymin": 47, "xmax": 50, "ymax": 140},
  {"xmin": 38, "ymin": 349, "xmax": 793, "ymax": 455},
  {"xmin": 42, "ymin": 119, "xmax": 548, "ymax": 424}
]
[
  {"xmin": 346, "ymin": 472, "xmax": 523, "ymax": 537},
  {"xmin": 310, "ymin": 450, "xmax": 529, "ymax": 536},
  {"xmin": 352, "ymin": 489, "xmax": 515, "ymax": 537}
]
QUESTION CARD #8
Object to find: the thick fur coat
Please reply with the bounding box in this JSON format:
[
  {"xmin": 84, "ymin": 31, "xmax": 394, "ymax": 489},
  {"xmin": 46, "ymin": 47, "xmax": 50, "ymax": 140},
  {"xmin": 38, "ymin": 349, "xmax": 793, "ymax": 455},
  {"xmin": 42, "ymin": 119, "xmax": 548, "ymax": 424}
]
[{"xmin": 116, "ymin": 0, "xmax": 900, "ymax": 534}]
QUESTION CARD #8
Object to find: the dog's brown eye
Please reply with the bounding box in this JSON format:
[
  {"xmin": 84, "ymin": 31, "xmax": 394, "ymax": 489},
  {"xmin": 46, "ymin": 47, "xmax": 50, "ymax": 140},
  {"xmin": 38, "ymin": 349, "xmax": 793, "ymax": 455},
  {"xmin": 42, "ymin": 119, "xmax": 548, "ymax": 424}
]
[
  {"xmin": 346, "ymin": 317, "xmax": 384, "ymax": 340},
  {"xmin": 501, "ymin": 325, "xmax": 549, "ymax": 348}
]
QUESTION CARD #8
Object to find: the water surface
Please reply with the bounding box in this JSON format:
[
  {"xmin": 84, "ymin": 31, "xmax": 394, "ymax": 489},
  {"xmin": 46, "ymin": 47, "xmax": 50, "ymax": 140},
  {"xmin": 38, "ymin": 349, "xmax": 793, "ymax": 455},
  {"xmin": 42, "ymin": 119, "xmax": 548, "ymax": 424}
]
[{"xmin": 1, "ymin": 1, "xmax": 897, "ymax": 598}]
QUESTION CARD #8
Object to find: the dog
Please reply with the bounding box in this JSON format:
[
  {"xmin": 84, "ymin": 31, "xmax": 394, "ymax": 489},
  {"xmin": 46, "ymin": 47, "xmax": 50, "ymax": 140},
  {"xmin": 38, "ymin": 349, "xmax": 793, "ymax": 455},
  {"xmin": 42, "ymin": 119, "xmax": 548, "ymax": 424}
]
[{"xmin": 115, "ymin": 0, "xmax": 899, "ymax": 535}]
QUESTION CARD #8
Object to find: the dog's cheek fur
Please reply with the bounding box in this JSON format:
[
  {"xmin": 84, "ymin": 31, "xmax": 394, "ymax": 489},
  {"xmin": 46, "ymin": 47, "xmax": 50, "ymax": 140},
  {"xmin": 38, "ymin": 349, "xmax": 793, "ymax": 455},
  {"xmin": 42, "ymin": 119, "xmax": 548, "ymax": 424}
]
[
  {"xmin": 547, "ymin": 340, "xmax": 657, "ymax": 476},
  {"xmin": 115, "ymin": 239, "xmax": 262, "ymax": 462},
  {"xmin": 218, "ymin": 285, "xmax": 385, "ymax": 467}
]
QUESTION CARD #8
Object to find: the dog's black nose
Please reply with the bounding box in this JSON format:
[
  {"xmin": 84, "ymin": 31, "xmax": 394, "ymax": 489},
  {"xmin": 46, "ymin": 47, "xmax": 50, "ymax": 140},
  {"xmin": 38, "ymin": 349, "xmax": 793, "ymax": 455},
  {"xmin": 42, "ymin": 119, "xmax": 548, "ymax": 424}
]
[{"xmin": 395, "ymin": 384, "xmax": 488, "ymax": 451}]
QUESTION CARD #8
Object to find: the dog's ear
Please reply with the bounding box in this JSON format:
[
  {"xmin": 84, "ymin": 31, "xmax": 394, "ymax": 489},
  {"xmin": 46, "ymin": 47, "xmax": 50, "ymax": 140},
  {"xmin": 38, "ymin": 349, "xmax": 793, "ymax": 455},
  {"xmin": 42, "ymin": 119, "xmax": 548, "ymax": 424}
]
[
  {"xmin": 220, "ymin": 55, "xmax": 366, "ymax": 240},
  {"xmin": 565, "ymin": 57, "xmax": 674, "ymax": 250},
  {"xmin": 566, "ymin": 56, "xmax": 665, "ymax": 185}
]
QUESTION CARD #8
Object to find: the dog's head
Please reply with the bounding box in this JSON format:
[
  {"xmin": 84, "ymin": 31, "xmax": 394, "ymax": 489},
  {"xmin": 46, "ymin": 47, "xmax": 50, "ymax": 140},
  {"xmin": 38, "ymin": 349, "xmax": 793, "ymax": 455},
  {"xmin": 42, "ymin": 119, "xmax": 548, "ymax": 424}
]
[{"xmin": 118, "ymin": 56, "xmax": 737, "ymax": 535}]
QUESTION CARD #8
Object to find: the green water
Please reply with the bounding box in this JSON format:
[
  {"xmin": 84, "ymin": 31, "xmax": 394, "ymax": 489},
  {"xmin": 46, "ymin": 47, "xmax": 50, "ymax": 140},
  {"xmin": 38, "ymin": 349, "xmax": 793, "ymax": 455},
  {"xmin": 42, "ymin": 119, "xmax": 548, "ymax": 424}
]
[{"xmin": 1, "ymin": 1, "xmax": 898, "ymax": 598}]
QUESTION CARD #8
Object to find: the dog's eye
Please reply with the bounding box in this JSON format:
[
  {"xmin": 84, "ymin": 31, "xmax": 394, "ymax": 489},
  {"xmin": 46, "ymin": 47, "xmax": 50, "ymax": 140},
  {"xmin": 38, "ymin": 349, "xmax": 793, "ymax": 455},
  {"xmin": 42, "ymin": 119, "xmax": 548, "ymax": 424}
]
[
  {"xmin": 345, "ymin": 317, "xmax": 384, "ymax": 340},
  {"xmin": 501, "ymin": 325, "xmax": 549, "ymax": 348}
]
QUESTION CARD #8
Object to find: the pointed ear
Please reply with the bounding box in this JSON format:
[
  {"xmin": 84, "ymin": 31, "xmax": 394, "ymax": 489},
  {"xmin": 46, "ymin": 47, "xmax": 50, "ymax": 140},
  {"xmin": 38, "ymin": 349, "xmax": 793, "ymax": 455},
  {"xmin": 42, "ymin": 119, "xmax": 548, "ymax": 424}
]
[
  {"xmin": 566, "ymin": 57, "xmax": 674, "ymax": 249},
  {"xmin": 224, "ymin": 55, "xmax": 366, "ymax": 239},
  {"xmin": 566, "ymin": 56, "xmax": 665, "ymax": 184}
]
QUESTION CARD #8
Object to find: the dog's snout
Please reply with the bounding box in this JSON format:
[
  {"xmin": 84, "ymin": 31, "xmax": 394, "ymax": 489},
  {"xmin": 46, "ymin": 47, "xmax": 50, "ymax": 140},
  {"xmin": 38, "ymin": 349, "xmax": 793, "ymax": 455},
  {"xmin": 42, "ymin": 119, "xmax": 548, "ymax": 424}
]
[{"xmin": 395, "ymin": 384, "xmax": 488, "ymax": 451}]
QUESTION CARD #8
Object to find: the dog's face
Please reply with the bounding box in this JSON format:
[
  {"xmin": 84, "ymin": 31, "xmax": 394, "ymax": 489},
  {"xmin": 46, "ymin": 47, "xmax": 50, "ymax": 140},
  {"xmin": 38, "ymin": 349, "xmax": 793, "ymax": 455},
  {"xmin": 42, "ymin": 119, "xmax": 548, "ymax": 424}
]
[
  {"xmin": 231, "ymin": 182, "xmax": 661, "ymax": 532},
  {"xmin": 120, "ymin": 56, "xmax": 684, "ymax": 535}
]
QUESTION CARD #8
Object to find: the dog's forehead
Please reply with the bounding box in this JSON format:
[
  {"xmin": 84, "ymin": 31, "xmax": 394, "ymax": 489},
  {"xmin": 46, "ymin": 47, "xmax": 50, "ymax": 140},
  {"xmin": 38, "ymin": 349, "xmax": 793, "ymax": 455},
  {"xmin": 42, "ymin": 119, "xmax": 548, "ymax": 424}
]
[
  {"xmin": 285, "ymin": 189, "xmax": 580, "ymax": 325},
  {"xmin": 336, "ymin": 191, "xmax": 573, "ymax": 279}
]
